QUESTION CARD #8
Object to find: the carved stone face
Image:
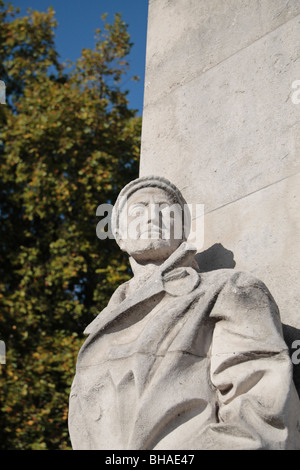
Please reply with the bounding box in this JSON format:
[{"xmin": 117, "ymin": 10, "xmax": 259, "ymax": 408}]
[{"xmin": 118, "ymin": 187, "xmax": 184, "ymax": 262}]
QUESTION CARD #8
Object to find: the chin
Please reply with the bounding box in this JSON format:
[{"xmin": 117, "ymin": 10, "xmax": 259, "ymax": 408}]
[{"xmin": 124, "ymin": 238, "xmax": 182, "ymax": 262}]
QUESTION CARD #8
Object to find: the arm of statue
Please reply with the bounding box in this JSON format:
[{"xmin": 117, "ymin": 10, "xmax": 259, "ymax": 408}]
[{"xmin": 190, "ymin": 272, "xmax": 300, "ymax": 450}]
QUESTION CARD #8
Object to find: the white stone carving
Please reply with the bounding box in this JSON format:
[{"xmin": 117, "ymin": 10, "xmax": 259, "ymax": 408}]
[{"xmin": 69, "ymin": 176, "xmax": 300, "ymax": 450}]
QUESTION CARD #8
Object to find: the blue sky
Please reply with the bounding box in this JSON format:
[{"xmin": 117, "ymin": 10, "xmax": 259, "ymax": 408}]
[{"xmin": 13, "ymin": 0, "xmax": 149, "ymax": 114}]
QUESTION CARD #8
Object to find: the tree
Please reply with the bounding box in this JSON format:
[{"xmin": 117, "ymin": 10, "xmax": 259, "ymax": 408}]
[{"xmin": 0, "ymin": 1, "xmax": 141, "ymax": 449}]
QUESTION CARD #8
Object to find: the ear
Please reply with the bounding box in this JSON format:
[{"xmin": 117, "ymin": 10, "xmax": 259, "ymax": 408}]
[{"xmin": 118, "ymin": 238, "xmax": 125, "ymax": 251}]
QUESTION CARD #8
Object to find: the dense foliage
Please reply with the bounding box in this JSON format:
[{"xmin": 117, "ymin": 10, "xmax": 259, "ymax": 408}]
[{"xmin": 0, "ymin": 1, "xmax": 141, "ymax": 449}]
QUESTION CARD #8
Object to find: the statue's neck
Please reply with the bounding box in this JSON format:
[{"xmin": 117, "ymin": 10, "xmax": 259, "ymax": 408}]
[
  {"xmin": 128, "ymin": 242, "xmax": 199, "ymax": 291},
  {"xmin": 129, "ymin": 256, "xmax": 162, "ymax": 285}
]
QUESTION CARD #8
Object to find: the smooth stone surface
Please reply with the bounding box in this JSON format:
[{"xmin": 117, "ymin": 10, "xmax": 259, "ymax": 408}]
[
  {"xmin": 141, "ymin": 12, "xmax": 300, "ymax": 212},
  {"xmin": 197, "ymin": 172, "xmax": 300, "ymax": 326},
  {"xmin": 144, "ymin": 0, "xmax": 300, "ymax": 105}
]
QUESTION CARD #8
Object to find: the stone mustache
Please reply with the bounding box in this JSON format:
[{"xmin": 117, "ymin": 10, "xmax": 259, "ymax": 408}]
[{"xmin": 69, "ymin": 176, "xmax": 300, "ymax": 450}]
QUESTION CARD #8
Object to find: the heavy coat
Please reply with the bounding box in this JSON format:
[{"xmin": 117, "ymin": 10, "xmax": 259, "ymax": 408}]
[{"xmin": 68, "ymin": 243, "xmax": 300, "ymax": 450}]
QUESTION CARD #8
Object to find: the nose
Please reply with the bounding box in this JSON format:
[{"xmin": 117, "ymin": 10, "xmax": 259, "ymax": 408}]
[{"xmin": 147, "ymin": 203, "xmax": 162, "ymax": 227}]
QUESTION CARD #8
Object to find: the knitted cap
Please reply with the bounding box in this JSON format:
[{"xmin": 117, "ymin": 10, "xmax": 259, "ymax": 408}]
[{"xmin": 111, "ymin": 175, "xmax": 191, "ymax": 243}]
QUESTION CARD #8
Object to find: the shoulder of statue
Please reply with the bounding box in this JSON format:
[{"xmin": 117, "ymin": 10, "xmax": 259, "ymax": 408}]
[
  {"xmin": 206, "ymin": 269, "xmax": 281, "ymax": 324},
  {"xmin": 201, "ymin": 269, "xmax": 272, "ymax": 295},
  {"xmin": 107, "ymin": 280, "xmax": 130, "ymax": 306},
  {"xmin": 223, "ymin": 270, "xmax": 275, "ymax": 299},
  {"xmin": 83, "ymin": 280, "xmax": 130, "ymax": 335}
]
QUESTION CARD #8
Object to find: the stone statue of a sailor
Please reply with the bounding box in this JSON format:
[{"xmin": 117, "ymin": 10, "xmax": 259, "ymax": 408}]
[{"xmin": 69, "ymin": 176, "xmax": 300, "ymax": 450}]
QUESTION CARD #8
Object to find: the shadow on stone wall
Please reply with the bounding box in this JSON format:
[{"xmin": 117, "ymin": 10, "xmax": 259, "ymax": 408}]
[
  {"xmin": 195, "ymin": 243, "xmax": 236, "ymax": 271},
  {"xmin": 195, "ymin": 243, "xmax": 300, "ymax": 399}
]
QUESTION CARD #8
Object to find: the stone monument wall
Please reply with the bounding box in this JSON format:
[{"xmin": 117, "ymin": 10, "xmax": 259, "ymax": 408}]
[{"xmin": 139, "ymin": 0, "xmax": 300, "ymax": 392}]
